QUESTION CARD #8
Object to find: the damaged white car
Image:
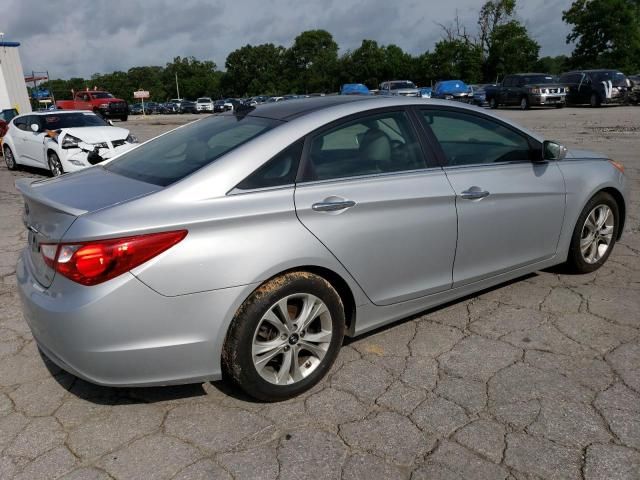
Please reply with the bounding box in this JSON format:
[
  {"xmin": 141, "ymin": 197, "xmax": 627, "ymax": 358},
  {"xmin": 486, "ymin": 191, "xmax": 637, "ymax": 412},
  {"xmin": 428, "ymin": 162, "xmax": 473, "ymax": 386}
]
[{"xmin": 2, "ymin": 110, "xmax": 138, "ymax": 176}]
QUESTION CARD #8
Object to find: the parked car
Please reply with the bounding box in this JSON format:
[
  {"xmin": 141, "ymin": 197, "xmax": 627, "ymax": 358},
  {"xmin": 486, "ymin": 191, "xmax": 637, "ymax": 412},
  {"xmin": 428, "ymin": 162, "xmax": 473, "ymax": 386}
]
[
  {"xmin": 486, "ymin": 73, "xmax": 567, "ymax": 110},
  {"xmin": 379, "ymin": 80, "xmax": 420, "ymax": 97},
  {"xmin": 419, "ymin": 87, "xmax": 432, "ymax": 98},
  {"xmin": 432, "ymin": 80, "xmax": 473, "ymax": 102},
  {"xmin": 169, "ymin": 98, "xmax": 184, "ymax": 109},
  {"xmin": 560, "ymin": 70, "xmax": 630, "ymax": 107},
  {"xmin": 213, "ymin": 100, "xmax": 226, "ymax": 113},
  {"xmin": 2, "ymin": 110, "xmax": 137, "ymax": 176},
  {"xmin": 56, "ymin": 90, "xmax": 129, "ymax": 121},
  {"xmin": 129, "ymin": 103, "xmax": 144, "ymax": 115},
  {"xmin": 179, "ymin": 100, "xmax": 198, "ymax": 114},
  {"xmin": 340, "ymin": 84, "xmax": 371, "ymax": 95},
  {"xmin": 267, "ymin": 96, "xmax": 284, "ymax": 102},
  {"xmin": 160, "ymin": 102, "xmax": 180, "ymax": 114},
  {"xmin": 196, "ymin": 97, "xmax": 214, "ymax": 113},
  {"xmin": 470, "ymin": 84, "xmax": 495, "ymax": 106},
  {"xmin": 628, "ymin": 75, "xmax": 640, "ymax": 105},
  {"xmin": 14, "ymin": 96, "xmax": 628, "ymax": 401}
]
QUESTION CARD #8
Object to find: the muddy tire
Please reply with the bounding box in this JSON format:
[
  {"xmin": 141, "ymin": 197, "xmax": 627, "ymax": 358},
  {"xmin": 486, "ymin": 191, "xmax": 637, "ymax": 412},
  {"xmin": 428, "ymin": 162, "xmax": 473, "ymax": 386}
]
[{"xmin": 222, "ymin": 271, "xmax": 345, "ymax": 401}]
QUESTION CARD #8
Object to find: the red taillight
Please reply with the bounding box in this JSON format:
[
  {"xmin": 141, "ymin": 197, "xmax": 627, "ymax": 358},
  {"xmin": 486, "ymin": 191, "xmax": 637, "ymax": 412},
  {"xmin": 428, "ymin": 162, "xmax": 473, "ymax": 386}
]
[{"xmin": 41, "ymin": 230, "xmax": 187, "ymax": 286}]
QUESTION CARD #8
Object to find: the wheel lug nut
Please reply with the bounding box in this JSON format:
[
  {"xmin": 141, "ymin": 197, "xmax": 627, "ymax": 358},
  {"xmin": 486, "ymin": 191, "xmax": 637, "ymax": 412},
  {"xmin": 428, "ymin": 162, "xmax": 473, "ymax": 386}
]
[
  {"xmin": 300, "ymin": 331, "xmax": 306, "ymax": 337},
  {"xmin": 293, "ymin": 323, "xmax": 298, "ymax": 329},
  {"xmin": 284, "ymin": 345, "xmax": 290, "ymax": 351}
]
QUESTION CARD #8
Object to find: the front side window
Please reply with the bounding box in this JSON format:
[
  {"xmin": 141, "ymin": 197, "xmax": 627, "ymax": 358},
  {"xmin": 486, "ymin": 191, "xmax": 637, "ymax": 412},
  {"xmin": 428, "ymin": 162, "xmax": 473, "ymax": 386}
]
[
  {"xmin": 42, "ymin": 112, "xmax": 107, "ymax": 129},
  {"xmin": 422, "ymin": 110, "xmax": 534, "ymax": 166},
  {"xmin": 105, "ymin": 115, "xmax": 281, "ymax": 186},
  {"xmin": 302, "ymin": 111, "xmax": 426, "ymax": 182}
]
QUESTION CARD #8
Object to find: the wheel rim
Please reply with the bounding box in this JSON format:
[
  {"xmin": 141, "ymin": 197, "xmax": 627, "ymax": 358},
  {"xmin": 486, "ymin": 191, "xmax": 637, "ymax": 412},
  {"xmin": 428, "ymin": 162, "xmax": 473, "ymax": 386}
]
[
  {"xmin": 4, "ymin": 148, "xmax": 15, "ymax": 168},
  {"xmin": 49, "ymin": 156, "xmax": 62, "ymax": 176},
  {"xmin": 521, "ymin": 98, "xmax": 527, "ymax": 109},
  {"xmin": 252, "ymin": 293, "xmax": 332, "ymax": 385},
  {"xmin": 580, "ymin": 204, "xmax": 614, "ymax": 264}
]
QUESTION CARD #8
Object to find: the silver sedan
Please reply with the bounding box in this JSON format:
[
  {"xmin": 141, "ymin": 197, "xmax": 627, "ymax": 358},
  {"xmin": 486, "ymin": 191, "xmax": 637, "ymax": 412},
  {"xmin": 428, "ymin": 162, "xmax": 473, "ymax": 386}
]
[{"xmin": 16, "ymin": 96, "xmax": 628, "ymax": 400}]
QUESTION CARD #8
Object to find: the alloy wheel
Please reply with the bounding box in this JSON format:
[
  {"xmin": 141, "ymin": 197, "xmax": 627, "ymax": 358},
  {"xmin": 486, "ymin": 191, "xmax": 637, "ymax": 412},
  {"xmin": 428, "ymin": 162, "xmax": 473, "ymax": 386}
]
[
  {"xmin": 3, "ymin": 147, "xmax": 15, "ymax": 169},
  {"xmin": 48, "ymin": 155, "xmax": 63, "ymax": 176},
  {"xmin": 251, "ymin": 293, "xmax": 332, "ymax": 385},
  {"xmin": 580, "ymin": 204, "xmax": 614, "ymax": 264}
]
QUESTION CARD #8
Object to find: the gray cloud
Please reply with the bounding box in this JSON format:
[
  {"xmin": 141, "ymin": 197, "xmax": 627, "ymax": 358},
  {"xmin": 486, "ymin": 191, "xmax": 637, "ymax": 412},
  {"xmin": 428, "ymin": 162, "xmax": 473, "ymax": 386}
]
[{"xmin": 1, "ymin": 0, "xmax": 573, "ymax": 78}]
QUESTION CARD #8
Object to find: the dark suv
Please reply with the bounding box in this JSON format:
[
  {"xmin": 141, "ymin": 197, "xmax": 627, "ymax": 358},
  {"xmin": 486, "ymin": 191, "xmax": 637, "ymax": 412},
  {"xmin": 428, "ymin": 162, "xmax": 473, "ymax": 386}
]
[
  {"xmin": 560, "ymin": 70, "xmax": 630, "ymax": 107},
  {"xmin": 485, "ymin": 73, "xmax": 567, "ymax": 110}
]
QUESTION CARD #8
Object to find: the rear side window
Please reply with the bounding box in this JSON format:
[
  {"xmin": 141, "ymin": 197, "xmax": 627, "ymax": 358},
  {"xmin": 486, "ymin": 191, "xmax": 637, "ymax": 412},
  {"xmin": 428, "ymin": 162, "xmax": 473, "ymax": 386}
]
[
  {"xmin": 422, "ymin": 109, "xmax": 534, "ymax": 166},
  {"xmin": 105, "ymin": 115, "xmax": 280, "ymax": 186},
  {"xmin": 236, "ymin": 140, "xmax": 303, "ymax": 190},
  {"xmin": 13, "ymin": 116, "xmax": 30, "ymax": 131}
]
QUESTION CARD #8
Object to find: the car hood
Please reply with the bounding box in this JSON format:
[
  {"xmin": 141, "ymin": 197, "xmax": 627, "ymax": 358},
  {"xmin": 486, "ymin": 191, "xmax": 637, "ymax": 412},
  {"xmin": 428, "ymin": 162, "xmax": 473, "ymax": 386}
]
[
  {"xmin": 565, "ymin": 148, "xmax": 608, "ymax": 160},
  {"xmin": 62, "ymin": 126, "xmax": 129, "ymax": 143}
]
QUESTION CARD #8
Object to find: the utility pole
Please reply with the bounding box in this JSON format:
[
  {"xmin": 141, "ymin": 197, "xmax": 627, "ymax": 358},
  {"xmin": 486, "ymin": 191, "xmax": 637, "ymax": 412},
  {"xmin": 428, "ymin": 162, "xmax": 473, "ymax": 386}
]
[{"xmin": 175, "ymin": 72, "xmax": 180, "ymax": 100}]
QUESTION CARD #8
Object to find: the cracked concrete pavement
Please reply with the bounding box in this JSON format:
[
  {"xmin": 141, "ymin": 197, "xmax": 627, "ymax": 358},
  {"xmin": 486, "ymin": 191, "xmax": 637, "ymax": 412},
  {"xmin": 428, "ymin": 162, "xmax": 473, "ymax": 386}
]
[{"xmin": 0, "ymin": 107, "xmax": 639, "ymax": 479}]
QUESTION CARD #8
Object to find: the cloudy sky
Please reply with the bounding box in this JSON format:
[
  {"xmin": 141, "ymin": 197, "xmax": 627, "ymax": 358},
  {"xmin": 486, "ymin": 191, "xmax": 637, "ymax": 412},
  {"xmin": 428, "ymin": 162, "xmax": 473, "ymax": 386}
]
[{"xmin": 2, "ymin": 0, "xmax": 574, "ymax": 79}]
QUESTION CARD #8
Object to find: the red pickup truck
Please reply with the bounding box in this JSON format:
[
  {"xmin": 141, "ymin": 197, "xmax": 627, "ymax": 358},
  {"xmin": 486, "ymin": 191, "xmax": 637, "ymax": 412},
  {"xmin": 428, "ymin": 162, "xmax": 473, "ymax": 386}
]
[{"xmin": 56, "ymin": 90, "xmax": 129, "ymax": 121}]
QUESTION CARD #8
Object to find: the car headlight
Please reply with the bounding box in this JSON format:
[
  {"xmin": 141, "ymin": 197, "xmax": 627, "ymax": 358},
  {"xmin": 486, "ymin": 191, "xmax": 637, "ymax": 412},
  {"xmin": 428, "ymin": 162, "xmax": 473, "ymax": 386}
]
[
  {"xmin": 126, "ymin": 134, "xmax": 138, "ymax": 144},
  {"xmin": 99, "ymin": 103, "xmax": 109, "ymax": 109},
  {"xmin": 531, "ymin": 88, "xmax": 540, "ymax": 94},
  {"xmin": 61, "ymin": 134, "xmax": 82, "ymax": 149},
  {"xmin": 68, "ymin": 159, "xmax": 85, "ymax": 166}
]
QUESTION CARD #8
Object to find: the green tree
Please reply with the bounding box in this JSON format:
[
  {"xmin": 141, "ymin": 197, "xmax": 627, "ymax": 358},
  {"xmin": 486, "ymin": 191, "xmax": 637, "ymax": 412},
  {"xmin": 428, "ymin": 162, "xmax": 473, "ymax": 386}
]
[
  {"xmin": 223, "ymin": 44, "xmax": 287, "ymax": 96},
  {"xmin": 485, "ymin": 21, "xmax": 540, "ymax": 80},
  {"xmin": 341, "ymin": 39, "xmax": 386, "ymax": 88},
  {"xmin": 563, "ymin": 0, "xmax": 640, "ymax": 72},
  {"xmin": 430, "ymin": 39, "xmax": 483, "ymax": 83},
  {"xmin": 533, "ymin": 55, "xmax": 569, "ymax": 75},
  {"xmin": 478, "ymin": 0, "xmax": 517, "ymax": 58},
  {"xmin": 286, "ymin": 30, "xmax": 339, "ymax": 93}
]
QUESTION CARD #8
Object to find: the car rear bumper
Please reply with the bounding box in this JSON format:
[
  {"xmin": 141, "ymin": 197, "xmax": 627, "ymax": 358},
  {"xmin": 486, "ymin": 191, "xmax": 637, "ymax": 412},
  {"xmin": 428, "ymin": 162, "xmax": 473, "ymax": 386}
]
[{"xmin": 17, "ymin": 249, "xmax": 255, "ymax": 386}]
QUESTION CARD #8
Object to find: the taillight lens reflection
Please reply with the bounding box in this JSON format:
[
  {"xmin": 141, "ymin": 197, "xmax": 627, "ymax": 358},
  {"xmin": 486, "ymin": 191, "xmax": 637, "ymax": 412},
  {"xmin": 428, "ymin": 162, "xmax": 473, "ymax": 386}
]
[{"xmin": 41, "ymin": 230, "xmax": 187, "ymax": 286}]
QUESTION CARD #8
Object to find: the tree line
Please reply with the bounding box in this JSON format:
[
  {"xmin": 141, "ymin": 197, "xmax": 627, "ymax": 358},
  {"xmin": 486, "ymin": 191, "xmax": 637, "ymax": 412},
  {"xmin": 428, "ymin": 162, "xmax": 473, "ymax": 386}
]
[{"xmin": 41, "ymin": 0, "xmax": 640, "ymax": 102}]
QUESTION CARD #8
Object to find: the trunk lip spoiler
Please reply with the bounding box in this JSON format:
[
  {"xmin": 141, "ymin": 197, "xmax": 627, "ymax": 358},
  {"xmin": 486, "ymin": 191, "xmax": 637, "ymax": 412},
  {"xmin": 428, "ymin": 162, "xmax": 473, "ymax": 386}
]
[{"xmin": 15, "ymin": 178, "xmax": 88, "ymax": 217}]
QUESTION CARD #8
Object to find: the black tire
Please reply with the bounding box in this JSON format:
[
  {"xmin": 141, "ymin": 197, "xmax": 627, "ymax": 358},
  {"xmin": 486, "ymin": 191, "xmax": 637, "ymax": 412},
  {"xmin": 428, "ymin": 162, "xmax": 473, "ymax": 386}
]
[
  {"xmin": 222, "ymin": 271, "xmax": 345, "ymax": 401},
  {"xmin": 590, "ymin": 93, "xmax": 601, "ymax": 108},
  {"xmin": 3, "ymin": 145, "xmax": 17, "ymax": 170},
  {"xmin": 489, "ymin": 97, "xmax": 498, "ymax": 109},
  {"xmin": 120, "ymin": 115, "xmax": 128, "ymax": 122},
  {"xmin": 47, "ymin": 152, "xmax": 64, "ymax": 177},
  {"xmin": 566, "ymin": 192, "xmax": 619, "ymax": 274},
  {"xmin": 520, "ymin": 96, "xmax": 530, "ymax": 110}
]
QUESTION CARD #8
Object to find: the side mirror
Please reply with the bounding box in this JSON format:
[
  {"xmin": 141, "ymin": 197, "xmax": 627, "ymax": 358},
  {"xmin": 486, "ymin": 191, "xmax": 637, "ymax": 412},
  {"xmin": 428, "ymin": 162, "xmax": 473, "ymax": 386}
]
[
  {"xmin": 543, "ymin": 140, "xmax": 568, "ymax": 161},
  {"xmin": 30, "ymin": 123, "xmax": 40, "ymax": 133}
]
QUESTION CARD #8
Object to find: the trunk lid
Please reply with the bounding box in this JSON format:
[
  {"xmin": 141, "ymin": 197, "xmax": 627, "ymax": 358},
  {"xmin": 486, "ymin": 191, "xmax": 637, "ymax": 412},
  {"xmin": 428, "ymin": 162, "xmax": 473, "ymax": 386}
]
[{"xmin": 16, "ymin": 167, "xmax": 161, "ymax": 287}]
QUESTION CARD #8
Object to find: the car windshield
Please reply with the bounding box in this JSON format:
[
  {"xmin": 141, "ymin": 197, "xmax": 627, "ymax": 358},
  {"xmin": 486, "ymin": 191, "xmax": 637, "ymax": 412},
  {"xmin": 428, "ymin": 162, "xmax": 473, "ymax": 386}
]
[
  {"xmin": 197, "ymin": 98, "xmax": 211, "ymax": 103},
  {"xmin": 591, "ymin": 71, "xmax": 627, "ymax": 86},
  {"xmin": 91, "ymin": 92, "xmax": 115, "ymax": 99},
  {"xmin": 41, "ymin": 112, "xmax": 108, "ymax": 129},
  {"xmin": 390, "ymin": 81, "xmax": 416, "ymax": 90},
  {"xmin": 522, "ymin": 75, "xmax": 555, "ymax": 84},
  {"xmin": 215, "ymin": 100, "xmax": 225, "ymax": 105},
  {"xmin": 105, "ymin": 115, "xmax": 281, "ymax": 186}
]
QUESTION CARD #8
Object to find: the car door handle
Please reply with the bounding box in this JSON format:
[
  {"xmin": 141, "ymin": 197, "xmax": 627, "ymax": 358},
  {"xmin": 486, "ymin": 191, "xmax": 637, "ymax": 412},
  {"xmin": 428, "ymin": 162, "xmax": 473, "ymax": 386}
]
[
  {"xmin": 460, "ymin": 188, "xmax": 490, "ymax": 200},
  {"xmin": 312, "ymin": 200, "xmax": 356, "ymax": 212}
]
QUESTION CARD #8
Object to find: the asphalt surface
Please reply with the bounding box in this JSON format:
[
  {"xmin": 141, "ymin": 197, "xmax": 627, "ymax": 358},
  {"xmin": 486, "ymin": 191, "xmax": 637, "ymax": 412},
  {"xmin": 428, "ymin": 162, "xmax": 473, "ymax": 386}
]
[{"xmin": 0, "ymin": 106, "xmax": 639, "ymax": 479}]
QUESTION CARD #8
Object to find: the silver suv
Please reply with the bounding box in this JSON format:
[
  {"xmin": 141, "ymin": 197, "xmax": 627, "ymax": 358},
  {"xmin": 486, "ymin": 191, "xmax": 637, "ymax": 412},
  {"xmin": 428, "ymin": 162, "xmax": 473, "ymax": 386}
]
[{"xmin": 379, "ymin": 80, "xmax": 421, "ymax": 97}]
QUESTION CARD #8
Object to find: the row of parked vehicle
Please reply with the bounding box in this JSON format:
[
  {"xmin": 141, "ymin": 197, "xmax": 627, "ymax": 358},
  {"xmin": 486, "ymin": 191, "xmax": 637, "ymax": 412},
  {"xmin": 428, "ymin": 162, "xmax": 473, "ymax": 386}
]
[{"xmin": 339, "ymin": 69, "xmax": 640, "ymax": 110}]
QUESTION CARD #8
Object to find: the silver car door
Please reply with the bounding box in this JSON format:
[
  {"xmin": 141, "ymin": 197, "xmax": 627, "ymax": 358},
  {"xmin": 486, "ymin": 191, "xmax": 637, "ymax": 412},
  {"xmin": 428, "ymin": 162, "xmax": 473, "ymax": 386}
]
[
  {"xmin": 419, "ymin": 107, "xmax": 566, "ymax": 287},
  {"xmin": 294, "ymin": 109, "xmax": 458, "ymax": 306}
]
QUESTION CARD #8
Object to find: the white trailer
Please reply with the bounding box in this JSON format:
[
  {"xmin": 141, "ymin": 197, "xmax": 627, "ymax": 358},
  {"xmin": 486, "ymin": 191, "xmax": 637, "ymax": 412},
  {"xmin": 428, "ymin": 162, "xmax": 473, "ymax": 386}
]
[{"xmin": 0, "ymin": 40, "xmax": 31, "ymax": 114}]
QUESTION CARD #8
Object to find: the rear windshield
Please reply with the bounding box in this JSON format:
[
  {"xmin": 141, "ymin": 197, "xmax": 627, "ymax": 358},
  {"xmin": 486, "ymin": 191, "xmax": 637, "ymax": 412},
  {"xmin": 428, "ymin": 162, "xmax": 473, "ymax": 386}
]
[
  {"xmin": 42, "ymin": 112, "xmax": 107, "ymax": 129},
  {"xmin": 105, "ymin": 115, "xmax": 280, "ymax": 186}
]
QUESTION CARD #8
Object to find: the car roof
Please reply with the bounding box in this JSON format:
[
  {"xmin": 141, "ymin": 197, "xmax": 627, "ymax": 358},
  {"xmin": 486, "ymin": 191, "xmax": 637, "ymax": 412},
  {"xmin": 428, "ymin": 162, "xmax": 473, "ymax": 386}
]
[{"xmin": 248, "ymin": 96, "xmax": 374, "ymax": 121}]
